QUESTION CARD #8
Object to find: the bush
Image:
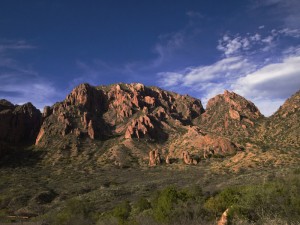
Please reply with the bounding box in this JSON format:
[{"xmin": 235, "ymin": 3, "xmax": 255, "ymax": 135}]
[
  {"xmin": 151, "ymin": 186, "xmax": 188, "ymax": 223},
  {"xmin": 96, "ymin": 177, "xmax": 300, "ymax": 225},
  {"xmin": 52, "ymin": 198, "xmax": 94, "ymax": 225},
  {"xmin": 204, "ymin": 188, "xmax": 240, "ymax": 216},
  {"xmin": 204, "ymin": 177, "xmax": 300, "ymax": 223},
  {"xmin": 134, "ymin": 197, "xmax": 151, "ymax": 213},
  {"xmin": 113, "ymin": 200, "xmax": 132, "ymax": 224}
]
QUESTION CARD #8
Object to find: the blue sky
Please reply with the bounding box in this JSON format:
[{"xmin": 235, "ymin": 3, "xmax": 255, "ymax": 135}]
[{"xmin": 0, "ymin": 0, "xmax": 300, "ymax": 116}]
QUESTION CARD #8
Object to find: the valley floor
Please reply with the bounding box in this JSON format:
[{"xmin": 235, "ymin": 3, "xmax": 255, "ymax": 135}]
[{"xmin": 0, "ymin": 146, "xmax": 299, "ymax": 225}]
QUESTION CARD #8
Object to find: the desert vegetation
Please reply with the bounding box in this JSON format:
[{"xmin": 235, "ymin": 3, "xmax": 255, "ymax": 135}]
[{"xmin": 39, "ymin": 172, "xmax": 300, "ymax": 225}]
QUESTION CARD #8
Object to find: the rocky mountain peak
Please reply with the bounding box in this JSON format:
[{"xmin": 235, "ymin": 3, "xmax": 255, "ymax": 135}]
[
  {"xmin": 0, "ymin": 99, "xmax": 15, "ymax": 111},
  {"xmin": 207, "ymin": 90, "xmax": 262, "ymax": 118},
  {"xmin": 198, "ymin": 90, "xmax": 263, "ymax": 139},
  {"xmin": 35, "ymin": 83, "xmax": 205, "ymax": 155},
  {"xmin": 274, "ymin": 90, "xmax": 300, "ymax": 117},
  {"xmin": 0, "ymin": 100, "xmax": 42, "ymax": 146}
]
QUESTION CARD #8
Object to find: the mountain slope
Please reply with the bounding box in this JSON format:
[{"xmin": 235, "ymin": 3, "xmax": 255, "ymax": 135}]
[
  {"xmin": 194, "ymin": 90, "xmax": 263, "ymax": 140},
  {"xmin": 259, "ymin": 90, "xmax": 300, "ymax": 148},
  {"xmin": 35, "ymin": 83, "xmax": 224, "ymax": 166},
  {"xmin": 0, "ymin": 84, "xmax": 299, "ymax": 168}
]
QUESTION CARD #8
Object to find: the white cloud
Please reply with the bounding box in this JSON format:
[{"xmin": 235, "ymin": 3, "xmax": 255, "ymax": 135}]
[
  {"xmin": 158, "ymin": 56, "xmax": 255, "ymax": 89},
  {"xmin": 182, "ymin": 57, "xmax": 253, "ymax": 86},
  {"xmin": 278, "ymin": 28, "xmax": 300, "ymax": 38},
  {"xmin": 233, "ymin": 56, "xmax": 300, "ymax": 100},
  {"xmin": 217, "ymin": 36, "xmax": 244, "ymax": 56},
  {"xmin": 251, "ymin": 98, "xmax": 285, "ymax": 116},
  {"xmin": 157, "ymin": 29, "xmax": 300, "ymax": 116},
  {"xmin": 217, "ymin": 31, "xmax": 282, "ymax": 57},
  {"xmin": 157, "ymin": 72, "xmax": 183, "ymax": 87}
]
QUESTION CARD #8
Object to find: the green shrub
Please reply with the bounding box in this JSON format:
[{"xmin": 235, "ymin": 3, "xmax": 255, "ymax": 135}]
[
  {"xmin": 52, "ymin": 199, "xmax": 94, "ymax": 225},
  {"xmin": 204, "ymin": 178, "xmax": 300, "ymax": 223},
  {"xmin": 151, "ymin": 186, "xmax": 188, "ymax": 223},
  {"xmin": 113, "ymin": 200, "xmax": 131, "ymax": 224},
  {"xmin": 204, "ymin": 188, "xmax": 240, "ymax": 216},
  {"xmin": 134, "ymin": 197, "xmax": 151, "ymax": 213}
]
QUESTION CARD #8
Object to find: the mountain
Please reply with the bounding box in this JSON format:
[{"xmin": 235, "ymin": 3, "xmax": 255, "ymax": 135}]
[
  {"xmin": 33, "ymin": 83, "xmax": 241, "ymax": 166},
  {"xmin": 0, "ymin": 99, "xmax": 42, "ymax": 157},
  {"xmin": 0, "ymin": 83, "xmax": 299, "ymax": 168},
  {"xmin": 0, "ymin": 83, "xmax": 299, "ymax": 224},
  {"xmin": 194, "ymin": 90, "xmax": 263, "ymax": 140}
]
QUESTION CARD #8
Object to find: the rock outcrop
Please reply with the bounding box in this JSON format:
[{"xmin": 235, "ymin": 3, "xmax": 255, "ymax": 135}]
[
  {"xmin": 0, "ymin": 100, "xmax": 42, "ymax": 158},
  {"xmin": 35, "ymin": 83, "xmax": 109, "ymax": 147},
  {"xmin": 35, "ymin": 83, "xmax": 204, "ymax": 152},
  {"xmin": 218, "ymin": 208, "xmax": 229, "ymax": 225},
  {"xmin": 197, "ymin": 90, "xmax": 263, "ymax": 139},
  {"xmin": 0, "ymin": 100, "xmax": 42, "ymax": 144},
  {"xmin": 148, "ymin": 149, "xmax": 161, "ymax": 166}
]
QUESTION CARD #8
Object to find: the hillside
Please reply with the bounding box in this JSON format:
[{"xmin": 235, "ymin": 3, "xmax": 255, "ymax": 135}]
[
  {"xmin": 0, "ymin": 83, "xmax": 299, "ymax": 225},
  {"xmin": 259, "ymin": 90, "xmax": 300, "ymax": 149}
]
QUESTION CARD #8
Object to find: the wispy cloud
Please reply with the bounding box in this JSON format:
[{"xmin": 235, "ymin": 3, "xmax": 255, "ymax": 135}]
[
  {"xmin": 157, "ymin": 29, "xmax": 300, "ymax": 116},
  {"xmin": 0, "ymin": 40, "xmax": 59, "ymax": 110},
  {"xmin": 0, "ymin": 40, "xmax": 35, "ymax": 52}
]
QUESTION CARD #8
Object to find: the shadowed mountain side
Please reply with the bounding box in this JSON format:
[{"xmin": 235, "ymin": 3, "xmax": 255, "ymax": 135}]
[{"xmin": 0, "ymin": 99, "xmax": 42, "ymax": 158}]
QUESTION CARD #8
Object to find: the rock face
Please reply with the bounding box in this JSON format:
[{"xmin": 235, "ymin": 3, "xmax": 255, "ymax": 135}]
[
  {"xmin": 196, "ymin": 90, "xmax": 263, "ymax": 139},
  {"xmin": 35, "ymin": 83, "xmax": 108, "ymax": 147},
  {"xmin": 0, "ymin": 100, "xmax": 42, "ymax": 144},
  {"xmin": 148, "ymin": 149, "xmax": 161, "ymax": 166},
  {"xmin": 1, "ymin": 84, "xmax": 298, "ymax": 167},
  {"xmin": 168, "ymin": 126, "xmax": 239, "ymax": 159},
  {"xmin": 35, "ymin": 83, "xmax": 204, "ymax": 149},
  {"xmin": 0, "ymin": 100, "xmax": 42, "ymax": 157}
]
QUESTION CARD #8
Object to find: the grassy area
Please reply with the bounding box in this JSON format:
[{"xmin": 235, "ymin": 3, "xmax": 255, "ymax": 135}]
[{"xmin": 0, "ymin": 150, "xmax": 299, "ymax": 225}]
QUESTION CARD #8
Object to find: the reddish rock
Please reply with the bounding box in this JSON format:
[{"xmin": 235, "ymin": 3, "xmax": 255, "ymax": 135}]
[
  {"xmin": 0, "ymin": 100, "xmax": 42, "ymax": 146},
  {"xmin": 124, "ymin": 115, "xmax": 154, "ymax": 139},
  {"xmin": 229, "ymin": 108, "xmax": 240, "ymax": 120},
  {"xmin": 35, "ymin": 127, "xmax": 45, "ymax": 145},
  {"xmin": 144, "ymin": 96, "xmax": 155, "ymax": 106},
  {"xmin": 88, "ymin": 120, "xmax": 95, "ymax": 139},
  {"xmin": 218, "ymin": 208, "xmax": 229, "ymax": 225},
  {"xmin": 148, "ymin": 149, "xmax": 161, "ymax": 166},
  {"xmin": 199, "ymin": 90, "xmax": 263, "ymax": 139},
  {"xmin": 165, "ymin": 155, "xmax": 170, "ymax": 164},
  {"xmin": 182, "ymin": 151, "xmax": 192, "ymax": 164}
]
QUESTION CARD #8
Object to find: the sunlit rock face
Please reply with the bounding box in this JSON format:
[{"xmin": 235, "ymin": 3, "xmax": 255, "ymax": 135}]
[{"xmin": 196, "ymin": 90, "xmax": 263, "ymax": 139}]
